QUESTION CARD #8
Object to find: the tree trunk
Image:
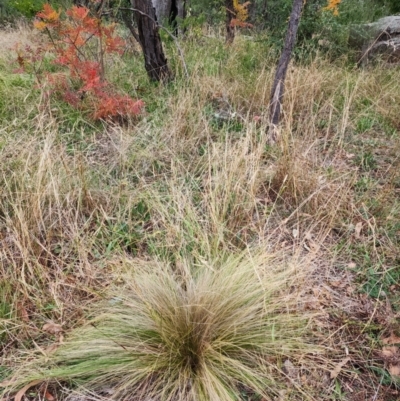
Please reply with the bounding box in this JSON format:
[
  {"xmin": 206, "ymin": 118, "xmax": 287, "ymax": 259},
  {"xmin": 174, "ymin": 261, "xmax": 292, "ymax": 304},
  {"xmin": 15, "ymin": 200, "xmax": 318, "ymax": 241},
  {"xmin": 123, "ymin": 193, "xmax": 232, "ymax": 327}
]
[
  {"xmin": 152, "ymin": 0, "xmax": 172, "ymax": 22},
  {"xmin": 177, "ymin": 0, "xmax": 186, "ymax": 20},
  {"xmin": 225, "ymin": 0, "xmax": 235, "ymax": 44},
  {"xmin": 150, "ymin": 0, "xmax": 185, "ymax": 34},
  {"xmin": 268, "ymin": 0, "xmax": 304, "ymax": 143},
  {"xmin": 176, "ymin": 0, "xmax": 186, "ymax": 35},
  {"xmin": 131, "ymin": 0, "xmax": 171, "ymax": 82}
]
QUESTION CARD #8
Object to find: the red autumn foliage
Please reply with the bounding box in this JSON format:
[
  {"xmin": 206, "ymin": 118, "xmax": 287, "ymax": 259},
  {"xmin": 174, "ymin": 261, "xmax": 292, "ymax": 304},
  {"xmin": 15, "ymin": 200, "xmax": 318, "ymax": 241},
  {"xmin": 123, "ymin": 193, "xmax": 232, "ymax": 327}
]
[
  {"xmin": 94, "ymin": 94, "xmax": 145, "ymax": 121},
  {"xmin": 229, "ymin": 18, "xmax": 253, "ymax": 28},
  {"xmin": 19, "ymin": 3, "xmax": 144, "ymax": 121}
]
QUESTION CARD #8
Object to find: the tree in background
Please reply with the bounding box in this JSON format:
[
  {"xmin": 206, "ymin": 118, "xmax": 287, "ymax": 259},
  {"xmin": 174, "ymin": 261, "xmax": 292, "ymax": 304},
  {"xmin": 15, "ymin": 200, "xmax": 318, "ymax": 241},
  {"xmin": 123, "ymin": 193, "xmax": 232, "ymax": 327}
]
[
  {"xmin": 152, "ymin": 0, "xmax": 186, "ymax": 26},
  {"xmin": 268, "ymin": 0, "xmax": 304, "ymax": 143},
  {"xmin": 130, "ymin": 0, "xmax": 171, "ymax": 81},
  {"xmin": 225, "ymin": 0, "xmax": 251, "ymax": 43},
  {"xmin": 225, "ymin": 0, "xmax": 235, "ymax": 43}
]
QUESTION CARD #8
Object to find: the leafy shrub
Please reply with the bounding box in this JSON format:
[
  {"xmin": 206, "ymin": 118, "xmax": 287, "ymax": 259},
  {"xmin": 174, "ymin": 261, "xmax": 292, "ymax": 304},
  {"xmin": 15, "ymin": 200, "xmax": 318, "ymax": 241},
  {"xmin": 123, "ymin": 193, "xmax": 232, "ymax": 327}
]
[
  {"xmin": 6, "ymin": 0, "xmax": 44, "ymax": 18},
  {"xmin": 0, "ymin": 0, "xmax": 69, "ymax": 23},
  {"xmin": 16, "ymin": 3, "xmax": 144, "ymax": 121},
  {"xmin": 262, "ymin": 0, "xmax": 395, "ymax": 61},
  {"xmin": 186, "ymin": 0, "xmax": 224, "ymax": 25}
]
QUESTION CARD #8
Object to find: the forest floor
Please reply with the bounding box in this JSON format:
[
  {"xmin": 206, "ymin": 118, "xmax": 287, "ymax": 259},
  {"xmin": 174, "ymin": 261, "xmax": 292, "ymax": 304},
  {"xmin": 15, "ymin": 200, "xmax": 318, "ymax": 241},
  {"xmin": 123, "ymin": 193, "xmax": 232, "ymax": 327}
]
[{"xmin": 0, "ymin": 21, "xmax": 400, "ymax": 401}]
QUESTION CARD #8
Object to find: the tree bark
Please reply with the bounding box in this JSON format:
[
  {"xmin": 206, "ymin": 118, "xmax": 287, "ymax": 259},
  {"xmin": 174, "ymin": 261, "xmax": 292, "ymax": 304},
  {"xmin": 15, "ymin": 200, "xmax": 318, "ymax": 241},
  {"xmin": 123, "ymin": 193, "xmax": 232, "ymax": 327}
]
[
  {"xmin": 225, "ymin": 0, "xmax": 235, "ymax": 44},
  {"xmin": 151, "ymin": 0, "xmax": 185, "ymax": 32},
  {"xmin": 177, "ymin": 0, "xmax": 186, "ymax": 20},
  {"xmin": 131, "ymin": 0, "xmax": 171, "ymax": 82},
  {"xmin": 268, "ymin": 0, "xmax": 304, "ymax": 143},
  {"xmin": 175, "ymin": 0, "xmax": 187, "ymax": 35},
  {"xmin": 152, "ymin": 0, "xmax": 172, "ymax": 22}
]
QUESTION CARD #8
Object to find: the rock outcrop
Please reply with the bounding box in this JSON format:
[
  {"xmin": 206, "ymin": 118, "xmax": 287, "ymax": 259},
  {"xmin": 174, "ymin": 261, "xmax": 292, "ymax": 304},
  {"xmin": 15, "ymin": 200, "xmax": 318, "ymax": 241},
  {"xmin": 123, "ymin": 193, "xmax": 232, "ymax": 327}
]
[{"xmin": 349, "ymin": 16, "xmax": 400, "ymax": 65}]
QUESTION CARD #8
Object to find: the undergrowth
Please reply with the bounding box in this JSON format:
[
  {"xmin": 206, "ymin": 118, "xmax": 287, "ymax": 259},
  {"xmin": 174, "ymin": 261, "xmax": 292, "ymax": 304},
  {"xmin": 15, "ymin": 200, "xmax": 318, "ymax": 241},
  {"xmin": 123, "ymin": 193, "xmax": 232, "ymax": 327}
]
[{"xmin": 0, "ymin": 18, "xmax": 400, "ymax": 401}]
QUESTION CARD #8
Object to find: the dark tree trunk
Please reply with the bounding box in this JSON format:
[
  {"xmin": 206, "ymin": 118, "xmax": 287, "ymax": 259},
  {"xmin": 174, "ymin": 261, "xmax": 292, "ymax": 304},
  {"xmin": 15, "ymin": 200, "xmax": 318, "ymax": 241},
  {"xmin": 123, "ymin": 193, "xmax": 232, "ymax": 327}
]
[
  {"xmin": 131, "ymin": 0, "xmax": 171, "ymax": 82},
  {"xmin": 268, "ymin": 0, "xmax": 304, "ymax": 143},
  {"xmin": 225, "ymin": 0, "xmax": 235, "ymax": 44},
  {"xmin": 169, "ymin": 0, "xmax": 179, "ymax": 32},
  {"xmin": 169, "ymin": 0, "xmax": 186, "ymax": 35}
]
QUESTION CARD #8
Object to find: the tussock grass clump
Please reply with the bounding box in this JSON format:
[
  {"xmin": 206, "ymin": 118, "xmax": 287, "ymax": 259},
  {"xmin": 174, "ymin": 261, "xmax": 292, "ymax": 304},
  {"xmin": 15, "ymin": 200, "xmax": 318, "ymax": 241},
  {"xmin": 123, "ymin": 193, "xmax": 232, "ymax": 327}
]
[{"xmin": 9, "ymin": 254, "xmax": 317, "ymax": 401}]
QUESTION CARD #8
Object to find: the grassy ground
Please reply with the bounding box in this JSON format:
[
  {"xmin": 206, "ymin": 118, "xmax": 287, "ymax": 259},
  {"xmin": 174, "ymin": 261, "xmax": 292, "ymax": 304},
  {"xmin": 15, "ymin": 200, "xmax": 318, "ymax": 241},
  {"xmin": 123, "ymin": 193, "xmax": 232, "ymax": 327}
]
[{"xmin": 0, "ymin": 20, "xmax": 400, "ymax": 401}]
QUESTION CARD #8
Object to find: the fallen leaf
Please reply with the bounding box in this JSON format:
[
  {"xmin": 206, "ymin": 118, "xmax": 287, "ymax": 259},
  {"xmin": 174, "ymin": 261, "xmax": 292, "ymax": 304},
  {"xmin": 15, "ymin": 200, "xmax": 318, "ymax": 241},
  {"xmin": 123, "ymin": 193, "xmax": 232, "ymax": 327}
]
[
  {"xmin": 304, "ymin": 231, "xmax": 313, "ymax": 241},
  {"xmin": 354, "ymin": 222, "xmax": 363, "ymax": 239},
  {"xmin": 330, "ymin": 357, "xmax": 350, "ymax": 379},
  {"xmin": 42, "ymin": 321, "xmax": 63, "ymax": 335},
  {"xmin": 17, "ymin": 303, "xmax": 30, "ymax": 322},
  {"xmin": 283, "ymin": 359, "xmax": 298, "ymax": 381},
  {"xmin": 389, "ymin": 364, "xmax": 400, "ymax": 378},
  {"xmin": 329, "ymin": 280, "xmax": 346, "ymax": 288},
  {"xmin": 304, "ymin": 239, "xmax": 320, "ymax": 253},
  {"xmin": 382, "ymin": 345, "xmax": 398, "ymax": 357},
  {"xmin": 381, "ymin": 333, "xmax": 400, "ymax": 357},
  {"xmin": 45, "ymin": 343, "xmax": 60, "ymax": 354},
  {"xmin": 44, "ymin": 390, "xmax": 55, "ymax": 401},
  {"xmin": 15, "ymin": 380, "xmax": 42, "ymax": 401},
  {"xmin": 382, "ymin": 333, "xmax": 400, "ymax": 346},
  {"xmin": 0, "ymin": 379, "xmax": 15, "ymax": 388}
]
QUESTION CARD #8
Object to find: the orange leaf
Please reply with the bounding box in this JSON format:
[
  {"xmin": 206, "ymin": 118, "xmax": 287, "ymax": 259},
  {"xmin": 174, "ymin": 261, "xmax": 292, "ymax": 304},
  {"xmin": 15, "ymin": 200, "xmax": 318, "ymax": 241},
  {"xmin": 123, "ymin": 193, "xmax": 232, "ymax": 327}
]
[
  {"xmin": 44, "ymin": 390, "xmax": 55, "ymax": 401},
  {"xmin": 33, "ymin": 20, "xmax": 47, "ymax": 31},
  {"xmin": 36, "ymin": 4, "xmax": 60, "ymax": 22},
  {"xmin": 66, "ymin": 5, "xmax": 90, "ymax": 21}
]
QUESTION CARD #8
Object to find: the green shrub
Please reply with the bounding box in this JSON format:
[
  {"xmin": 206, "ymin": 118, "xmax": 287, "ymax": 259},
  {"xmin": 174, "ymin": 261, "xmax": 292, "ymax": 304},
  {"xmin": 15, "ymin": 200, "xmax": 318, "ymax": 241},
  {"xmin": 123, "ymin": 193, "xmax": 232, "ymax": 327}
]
[
  {"xmin": 0, "ymin": 0, "xmax": 71, "ymax": 23},
  {"xmin": 261, "ymin": 0, "xmax": 394, "ymax": 61},
  {"xmin": 0, "ymin": 0, "xmax": 44, "ymax": 20}
]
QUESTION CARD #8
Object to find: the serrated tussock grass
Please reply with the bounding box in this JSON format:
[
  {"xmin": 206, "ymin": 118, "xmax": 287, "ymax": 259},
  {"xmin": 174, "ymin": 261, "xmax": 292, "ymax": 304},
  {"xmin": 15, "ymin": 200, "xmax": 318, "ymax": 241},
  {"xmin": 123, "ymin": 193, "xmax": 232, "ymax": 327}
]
[{"xmin": 8, "ymin": 254, "xmax": 318, "ymax": 401}]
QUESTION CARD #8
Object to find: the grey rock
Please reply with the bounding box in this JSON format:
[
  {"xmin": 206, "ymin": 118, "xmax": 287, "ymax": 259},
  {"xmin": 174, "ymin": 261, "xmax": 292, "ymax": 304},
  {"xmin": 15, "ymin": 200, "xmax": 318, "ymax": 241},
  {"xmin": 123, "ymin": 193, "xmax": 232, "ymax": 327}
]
[{"xmin": 349, "ymin": 16, "xmax": 400, "ymax": 65}]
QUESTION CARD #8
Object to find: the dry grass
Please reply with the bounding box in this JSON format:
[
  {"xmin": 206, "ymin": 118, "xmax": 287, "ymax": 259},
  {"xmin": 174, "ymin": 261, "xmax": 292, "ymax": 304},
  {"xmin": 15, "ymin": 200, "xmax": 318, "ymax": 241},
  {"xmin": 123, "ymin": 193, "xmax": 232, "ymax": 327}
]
[
  {"xmin": 0, "ymin": 21, "xmax": 38, "ymax": 50},
  {"xmin": 0, "ymin": 24, "xmax": 400, "ymax": 401},
  {"xmin": 5, "ymin": 253, "xmax": 323, "ymax": 401}
]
